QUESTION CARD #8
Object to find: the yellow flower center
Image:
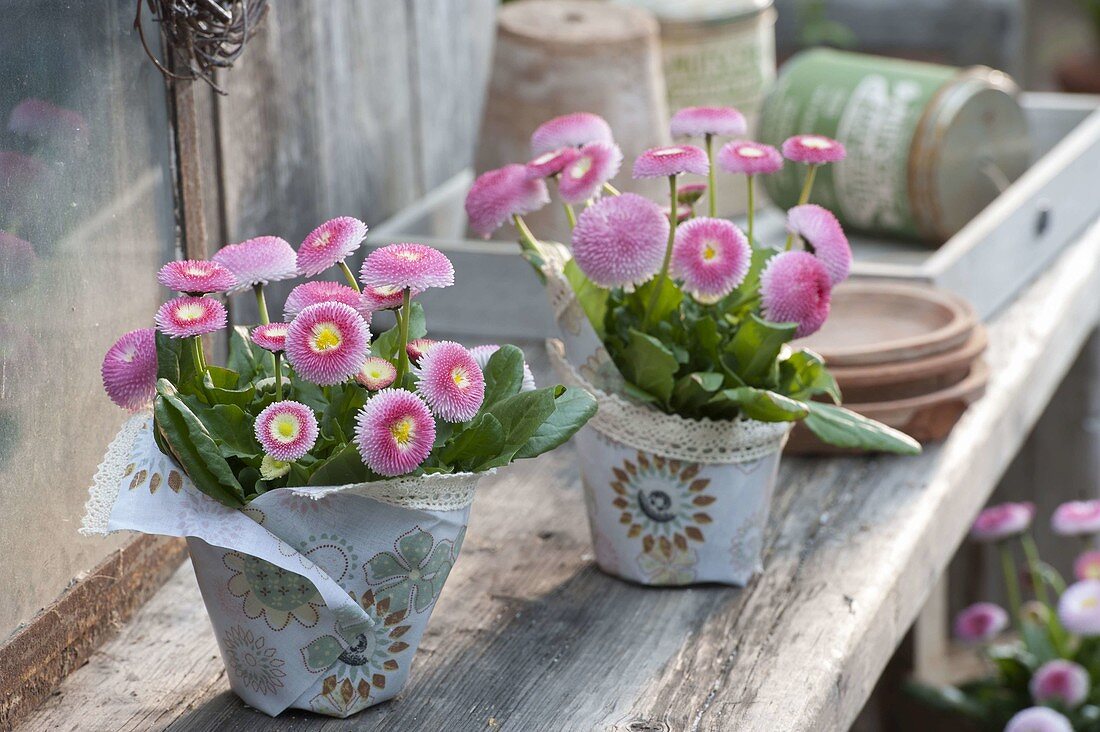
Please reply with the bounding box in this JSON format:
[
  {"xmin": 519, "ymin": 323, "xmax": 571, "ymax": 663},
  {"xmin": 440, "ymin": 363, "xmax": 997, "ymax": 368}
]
[
  {"xmin": 702, "ymin": 241, "xmax": 719, "ymax": 262},
  {"xmin": 1088, "ymin": 565, "xmax": 1100, "ymax": 580},
  {"xmin": 269, "ymin": 414, "xmax": 300, "ymax": 444},
  {"xmin": 390, "ymin": 417, "xmax": 415, "ymax": 446},
  {"xmin": 174, "ymin": 302, "xmax": 206, "ymax": 322},
  {"xmin": 802, "ymin": 136, "xmax": 833, "ymax": 150},
  {"xmin": 738, "ymin": 146, "xmax": 764, "ymax": 158},
  {"xmin": 1084, "ymin": 597, "xmax": 1099, "ymax": 609},
  {"xmin": 451, "ymin": 367, "xmax": 469, "ymax": 388},
  {"xmin": 393, "ymin": 249, "xmax": 421, "ymax": 262},
  {"xmin": 310, "ymin": 323, "xmax": 342, "ymax": 352},
  {"xmin": 185, "ymin": 265, "xmax": 208, "ymax": 277},
  {"xmin": 313, "ymin": 230, "xmax": 332, "ymax": 248},
  {"xmin": 569, "ymin": 157, "xmax": 592, "ymax": 179}
]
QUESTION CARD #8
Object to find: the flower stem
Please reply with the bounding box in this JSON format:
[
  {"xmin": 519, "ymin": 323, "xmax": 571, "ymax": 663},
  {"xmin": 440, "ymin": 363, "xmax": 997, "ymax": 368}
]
[
  {"xmin": 338, "ymin": 260, "xmax": 362, "ymax": 293},
  {"xmin": 746, "ymin": 174, "xmax": 756, "ymax": 244},
  {"xmin": 274, "ymin": 352, "xmax": 284, "ymax": 401},
  {"xmin": 1000, "ymin": 543, "xmax": 1023, "ymax": 633},
  {"xmin": 1021, "ymin": 534, "xmax": 1051, "ymax": 606},
  {"xmin": 643, "ymin": 175, "xmax": 679, "ymax": 331},
  {"xmin": 706, "ymin": 133, "xmax": 717, "ymax": 218},
  {"xmin": 254, "ymin": 284, "xmax": 270, "ymax": 325},
  {"xmin": 394, "ymin": 288, "xmax": 412, "ymax": 385},
  {"xmin": 785, "ymin": 164, "xmax": 820, "ymax": 250},
  {"xmin": 190, "ymin": 336, "xmax": 205, "ymax": 376},
  {"xmin": 563, "ymin": 203, "xmax": 577, "ymax": 229},
  {"xmin": 603, "ymin": 182, "xmax": 621, "ymax": 196}
]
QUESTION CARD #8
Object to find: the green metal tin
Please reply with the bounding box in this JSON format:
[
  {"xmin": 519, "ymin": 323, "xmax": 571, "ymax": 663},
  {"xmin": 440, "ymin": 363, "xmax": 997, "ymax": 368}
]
[{"xmin": 759, "ymin": 49, "xmax": 1030, "ymax": 243}]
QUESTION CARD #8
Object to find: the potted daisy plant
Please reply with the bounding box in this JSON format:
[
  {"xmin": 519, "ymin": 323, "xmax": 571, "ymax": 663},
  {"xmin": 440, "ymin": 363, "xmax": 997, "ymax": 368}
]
[
  {"xmin": 465, "ymin": 108, "xmax": 920, "ymax": 587},
  {"xmin": 85, "ymin": 219, "xmax": 595, "ymax": 718}
]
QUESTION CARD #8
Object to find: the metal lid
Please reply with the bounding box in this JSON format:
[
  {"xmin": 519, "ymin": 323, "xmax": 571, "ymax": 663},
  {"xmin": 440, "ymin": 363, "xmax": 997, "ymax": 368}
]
[
  {"xmin": 613, "ymin": 0, "xmax": 773, "ymax": 24},
  {"xmin": 909, "ymin": 67, "xmax": 1031, "ymax": 242}
]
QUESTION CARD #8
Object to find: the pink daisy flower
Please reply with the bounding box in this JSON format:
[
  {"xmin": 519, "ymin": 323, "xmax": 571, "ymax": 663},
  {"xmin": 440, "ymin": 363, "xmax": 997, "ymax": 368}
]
[
  {"xmin": 558, "ymin": 142, "xmax": 623, "ymax": 205},
  {"xmin": 254, "ymin": 400, "xmax": 318, "ymax": 462},
  {"xmin": 283, "ymin": 280, "xmax": 366, "ymax": 319},
  {"xmin": 1060, "ymin": 580, "xmax": 1100, "ymax": 635},
  {"xmin": 355, "ymin": 389, "xmax": 436, "ymax": 476},
  {"xmin": 251, "ymin": 323, "xmax": 290, "ymax": 353},
  {"xmin": 101, "ymin": 328, "xmax": 157, "ymax": 411},
  {"xmin": 157, "ymin": 259, "xmax": 238, "ymax": 294},
  {"xmin": 677, "ymin": 183, "xmax": 708, "ymax": 206},
  {"xmin": 670, "ymin": 106, "xmax": 747, "ymax": 138},
  {"xmin": 360, "ymin": 283, "xmax": 412, "ymax": 312},
  {"xmin": 465, "ymin": 164, "xmax": 551, "ymax": 238},
  {"xmin": 470, "ymin": 344, "xmax": 536, "ymax": 392},
  {"xmin": 970, "ymin": 502, "xmax": 1035, "ymax": 542},
  {"xmin": 0, "ymin": 231, "xmax": 35, "ymax": 293},
  {"xmin": 212, "ymin": 236, "xmax": 298, "ymax": 293},
  {"xmin": 1076, "ymin": 551, "xmax": 1100, "ymax": 581},
  {"xmin": 632, "ymin": 145, "xmax": 709, "ymax": 179},
  {"xmin": 1005, "ymin": 708, "xmax": 1073, "ymax": 732},
  {"xmin": 284, "ymin": 301, "xmax": 371, "ymax": 386},
  {"xmin": 781, "ymin": 135, "xmax": 847, "ymax": 165},
  {"xmin": 360, "ymin": 243, "xmax": 455, "ymax": 293},
  {"xmin": 406, "ymin": 338, "xmax": 438, "ymax": 363},
  {"xmin": 1052, "ymin": 500, "xmax": 1100, "ymax": 536},
  {"xmin": 671, "ymin": 217, "xmax": 751, "ymax": 301},
  {"xmin": 155, "ymin": 296, "xmax": 227, "ymax": 339},
  {"xmin": 1031, "ymin": 660, "xmax": 1090, "ymax": 708},
  {"xmin": 296, "ymin": 216, "xmax": 368, "ymax": 277},
  {"xmin": 759, "ymin": 251, "xmax": 832, "ymax": 338},
  {"xmin": 415, "ymin": 341, "xmax": 486, "ymax": 423},
  {"xmin": 787, "ymin": 204, "xmax": 851, "ymax": 285},
  {"xmin": 572, "ymin": 193, "xmax": 669, "ymax": 289},
  {"xmin": 526, "ymin": 147, "xmax": 581, "ymax": 179},
  {"xmin": 530, "ymin": 112, "xmax": 614, "ymax": 156},
  {"xmin": 953, "ymin": 602, "xmax": 1008, "ymax": 643},
  {"xmin": 357, "ymin": 357, "xmax": 397, "ymax": 391},
  {"xmin": 717, "ymin": 140, "xmax": 784, "ymax": 176}
]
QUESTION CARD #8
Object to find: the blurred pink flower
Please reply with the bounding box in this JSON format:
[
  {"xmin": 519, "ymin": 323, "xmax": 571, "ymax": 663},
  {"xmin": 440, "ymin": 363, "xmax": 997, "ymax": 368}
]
[
  {"xmin": 1076, "ymin": 550, "xmax": 1100, "ymax": 581},
  {"xmin": 0, "ymin": 231, "xmax": 36, "ymax": 293},
  {"xmin": 1058, "ymin": 580, "xmax": 1100, "ymax": 635},
  {"xmin": 1052, "ymin": 500, "xmax": 1100, "ymax": 536},
  {"xmin": 357, "ymin": 357, "xmax": 397, "ymax": 391},
  {"xmin": 1004, "ymin": 707, "xmax": 1073, "ymax": 732},
  {"xmin": 8, "ymin": 98, "xmax": 88, "ymax": 146},
  {"xmin": 526, "ymin": 147, "xmax": 581, "ymax": 179},
  {"xmin": 970, "ymin": 502, "xmax": 1035, "ymax": 542},
  {"xmin": 251, "ymin": 323, "xmax": 289, "ymax": 353},
  {"xmin": 782, "ymin": 135, "xmax": 846, "ymax": 165},
  {"xmin": 157, "ymin": 260, "xmax": 237, "ymax": 295},
  {"xmin": 670, "ymin": 106, "xmax": 746, "ymax": 138},
  {"xmin": 632, "ymin": 145, "xmax": 709, "ymax": 179},
  {"xmin": 1030, "ymin": 660, "xmax": 1089, "ymax": 708},
  {"xmin": 717, "ymin": 140, "xmax": 783, "ymax": 176},
  {"xmin": 530, "ymin": 112, "xmax": 613, "ymax": 156},
  {"xmin": 571, "ymin": 193, "xmax": 668, "ymax": 289},
  {"xmin": 953, "ymin": 602, "xmax": 1008, "ymax": 643},
  {"xmin": 558, "ymin": 142, "xmax": 623, "ymax": 204},
  {"xmin": 759, "ymin": 251, "xmax": 831, "ymax": 338},
  {"xmin": 786, "ymin": 204, "xmax": 851, "ymax": 285},
  {"xmin": 465, "ymin": 164, "xmax": 550, "ymax": 238}
]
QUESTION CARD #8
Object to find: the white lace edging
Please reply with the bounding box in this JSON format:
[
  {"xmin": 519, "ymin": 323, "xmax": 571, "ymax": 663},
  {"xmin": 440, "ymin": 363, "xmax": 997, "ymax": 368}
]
[
  {"xmin": 80, "ymin": 411, "xmax": 151, "ymax": 535},
  {"xmin": 289, "ymin": 469, "xmax": 493, "ymax": 512},
  {"xmin": 548, "ymin": 340, "xmax": 790, "ymax": 464}
]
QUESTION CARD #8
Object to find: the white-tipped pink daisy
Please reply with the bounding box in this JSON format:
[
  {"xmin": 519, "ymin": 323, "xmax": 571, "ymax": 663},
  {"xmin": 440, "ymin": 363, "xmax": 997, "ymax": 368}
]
[
  {"xmin": 155, "ymin": 296, "xmax": 228, "ymax": 339},
  {"xmin": 251, "ymin": 323, "xmax": 290, "ymax": 353},
  {"xmin": 255, "ymin": 400, "xmax": 318, "ymax": 462},
  {"xmin": 759, "ymin": 251, "xmax": 831, "ymax": 338},
  {"xmin": 953, "ymin": 602, "xmax": 1008, "ymax": 643},
  {"xmin": 284, "ymin": 301, "xmax": 371, "ymax": 386},
  {"xmin": 360, "ymin": 284, "xmax": 413, "ymax": 312},
  {"xmin": 1053, "ymin": 500, "xmax": 1100, "ymax": 536},
  {"xmin": 406, "ymin": 338, "xmax": 438, "ymax": 364},
  {"xmin": 296, "ymin": 216, "xmax": 368, "ymax": 277},
  {"xmin": 157, "ymin": 259, "xmax": 238, "ymax": 294},
  {"xmin": 632, "ymin": 145, "xmax": 710, "ymax": 179},
  {"xmin": 572, "ymin": 193, "xmax": 669, "ymax": 289},
  {"xmin": 1031, "ymin": 660, "xmax": 1090, "ymax": 708},
  {"xmin": 558, "ymin": 142, "xmax": 623, "ymax": 205},
  {"xmin": 357, "ymin": 357, "xmax": 398, "ymax": 391},
  {"xmin": 530, "ymin": 112, "xmax": 614, "ymax": 156},
  {"xmin": 782, "ymin": 135, "xmax": 847, "ymax": 165},
  {"xmin": 526, "ymin": 147, "xmax": 581, "ymax": 179},
  {"xmin": 787, "ymin": 204, "xmax": 851, "ymax": 285},
  {"xmin": 1059, "ymin": 580, "xmax": 1100, "ymax": 636},
  {"xmin": 465, "ymin": 164, "xmax": 551, "ymax": 238},
  {"xmin": 101, "ymin": 328, "xmax": 157, "ymax": 411},
  {"xmin": 283, "ymin": 280, "xmax": 366, "ymax": 320},
  {"xmin": 717, "ymin": 140, "xmax": 784, "ymax": 176},
  {"xmin": 360, "ymin": 243, "xmax": 455, "ymax": 292},
  {"xmin": 671, "ymin": 217, "xmax": 751, "ymax": 302},
  {"xmin": 355, "ymin": 389, "xmax": 436, "ymax": 476},
  {"xmin": 470, "ymin": 344, "xmax": 536, "ymax": 392},
  {"xmin": 415, "ymin": 341, "xmax": 486, "ymax": 423},
  {"xmin": 212, "ymin": 236, "xmax": 298, "ymax": 293},
  {"xmin": 970, "ymin": 502, "xmax": 1035, "ymax": 542},
  {"xmin": 670, "ymin": 106, "xmax": 746, "ymax": 139}
]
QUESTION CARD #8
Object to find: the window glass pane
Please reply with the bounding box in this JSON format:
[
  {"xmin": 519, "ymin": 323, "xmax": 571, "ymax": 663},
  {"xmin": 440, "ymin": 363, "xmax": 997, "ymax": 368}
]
[{"xmin": 0, "ymin": 0, "xmax": 175, "ymax": 638}]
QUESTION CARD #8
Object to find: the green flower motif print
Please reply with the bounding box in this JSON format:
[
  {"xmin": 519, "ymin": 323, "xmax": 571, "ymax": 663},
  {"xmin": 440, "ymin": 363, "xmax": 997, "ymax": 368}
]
[
  {"xmin": 223, "ymin": 625, "xmax": 286, "ymax": 696},
  {"xmin": 611, "ymin": 452, "xmax": 714, "ymax": 554},
  {"xmin": 225, "ymin": 551, "xmax": 323, "ymax": 631},
  {"xmin": 301, "ymin": 589, "xmax": 411, "ymax": 697},
  {"xmin": 364, "ymin": 526, "xmax": 457, "ymax": 618}
]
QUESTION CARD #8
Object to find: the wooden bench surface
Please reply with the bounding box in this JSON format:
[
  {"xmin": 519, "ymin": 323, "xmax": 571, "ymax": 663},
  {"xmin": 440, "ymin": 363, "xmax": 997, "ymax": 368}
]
[{"xmin": 21, "ymin": 222, "xmax": 1100, "ymax": 732}]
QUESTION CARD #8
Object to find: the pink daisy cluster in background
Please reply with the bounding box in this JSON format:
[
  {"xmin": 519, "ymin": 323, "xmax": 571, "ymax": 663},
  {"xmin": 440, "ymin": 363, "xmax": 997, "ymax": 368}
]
[{"xmin": 953, "ymin": 602, "xmax": 1008, "ymax": 643}]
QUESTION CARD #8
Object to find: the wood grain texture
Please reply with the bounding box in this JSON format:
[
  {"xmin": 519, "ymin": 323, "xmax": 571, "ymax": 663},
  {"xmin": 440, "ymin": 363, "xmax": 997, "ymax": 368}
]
[{"xmin": 23, "ymin": 221, "xmax": 1100, "ymax": 731}]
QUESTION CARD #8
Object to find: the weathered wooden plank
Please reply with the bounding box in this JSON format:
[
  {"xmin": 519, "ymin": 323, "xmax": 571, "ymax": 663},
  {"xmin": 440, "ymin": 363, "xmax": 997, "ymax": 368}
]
[{"xmin": 22, "ymin": 223, "xmax": 1100, "ymax": 730}]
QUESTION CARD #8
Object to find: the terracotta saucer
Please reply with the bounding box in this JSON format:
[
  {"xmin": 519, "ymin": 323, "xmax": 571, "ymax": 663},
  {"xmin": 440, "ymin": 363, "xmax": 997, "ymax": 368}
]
[
  {"xmin": 786, "ymin": 359, "xmax": 990, "ymax": 455},
  {"xmin": 798, "ymin": 281, "xmax": 978, "ymax": 367},
  {"xmin": 830, "ymin": 326, "xmax": 988, "ymax": 403}
]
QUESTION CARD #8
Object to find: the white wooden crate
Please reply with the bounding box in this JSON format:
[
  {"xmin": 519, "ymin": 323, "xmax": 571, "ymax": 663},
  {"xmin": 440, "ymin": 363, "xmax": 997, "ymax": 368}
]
[{"xmin": 366, "ymin": 93, "xmax": 1100, "ymax": 335}]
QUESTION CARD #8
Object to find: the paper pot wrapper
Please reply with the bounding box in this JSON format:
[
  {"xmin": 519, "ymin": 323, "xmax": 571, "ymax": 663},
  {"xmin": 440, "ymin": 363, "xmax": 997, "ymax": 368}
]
[
  {"xmin": 540, "ymin": 247, "xmax": 791, "ymax": 587},
  {"xmin": 82, "ymin": 412, "xmax": 488, "ymax": 718}
]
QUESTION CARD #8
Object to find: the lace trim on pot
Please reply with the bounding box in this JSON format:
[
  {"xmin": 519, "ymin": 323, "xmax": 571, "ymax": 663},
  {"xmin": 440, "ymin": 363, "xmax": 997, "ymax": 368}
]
[
  {"xmin": 548, "ymin": 340, "xmax": 790, "ymax": 464},
  {"xmin": 540, "ymin": 242, "xmax": 576, "ymax": 322},
  {"xmin": 81, "ymin": 411, "xmax": 151, "ymax": 535},
  {"xmin": 288, "ymin": 470, "xmax": 493, "ymax": 512}
]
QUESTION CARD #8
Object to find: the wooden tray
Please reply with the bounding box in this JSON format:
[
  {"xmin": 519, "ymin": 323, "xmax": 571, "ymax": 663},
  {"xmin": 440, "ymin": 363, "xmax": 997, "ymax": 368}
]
[
  {"xmin": 786, "ymin": 359, "xmax": 990, "ymax": 454},
  {"xmin": 798, "ymin": 281, "xmax": 977, "ymax": 367}
]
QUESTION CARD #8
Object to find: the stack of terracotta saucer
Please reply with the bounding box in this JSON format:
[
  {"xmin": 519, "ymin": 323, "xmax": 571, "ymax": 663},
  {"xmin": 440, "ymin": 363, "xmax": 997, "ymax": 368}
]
[{"xmin": 786, "ymin": 281, "xmax": 989, "ymax": 455}]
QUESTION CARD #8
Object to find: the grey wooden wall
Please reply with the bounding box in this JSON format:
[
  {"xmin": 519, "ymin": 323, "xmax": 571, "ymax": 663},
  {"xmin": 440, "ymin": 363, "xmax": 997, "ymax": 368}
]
[{"xmin": 191, "ymin": 0, "xmax": 497, "ymax": 322}]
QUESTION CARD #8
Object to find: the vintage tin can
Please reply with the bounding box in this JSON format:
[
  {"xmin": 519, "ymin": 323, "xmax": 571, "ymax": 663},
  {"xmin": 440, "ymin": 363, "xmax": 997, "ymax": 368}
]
[
  {"xmin": 616, "ymin": 0, "xmax": 777, "ymax": 216},
  {"xmin": 759, "ymin": 49, "xmax": 1030, "ymax": 243}
]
